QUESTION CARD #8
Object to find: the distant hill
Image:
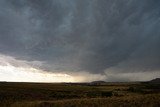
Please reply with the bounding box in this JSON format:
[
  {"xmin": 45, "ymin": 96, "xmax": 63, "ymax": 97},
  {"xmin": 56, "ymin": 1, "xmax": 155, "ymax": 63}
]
[
  {"xmin": 149, "ymin": 78, "xmax": 160, "ymax": 83},
  {"xmin": 90, "ymin": 81, "xmax": 106, "ymax": 85}
]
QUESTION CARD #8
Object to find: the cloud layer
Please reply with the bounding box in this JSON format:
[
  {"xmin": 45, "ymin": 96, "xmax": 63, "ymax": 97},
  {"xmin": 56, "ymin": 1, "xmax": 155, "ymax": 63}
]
[{"xmin": 0, "ymin": 0, "xmax": 160, "ymax": 81}]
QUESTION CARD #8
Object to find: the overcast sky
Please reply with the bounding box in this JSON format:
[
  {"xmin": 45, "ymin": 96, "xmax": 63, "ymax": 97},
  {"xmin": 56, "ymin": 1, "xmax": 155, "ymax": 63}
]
[{"xmin": 0, "ymin": 0, "xmax": 160, "ymax": 82}]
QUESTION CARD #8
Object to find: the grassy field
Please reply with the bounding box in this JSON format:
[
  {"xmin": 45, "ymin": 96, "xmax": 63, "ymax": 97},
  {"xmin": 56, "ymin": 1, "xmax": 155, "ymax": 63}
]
[{"xmin": 0, "ymin": 82, "xmax": 160, "ymax": 107}]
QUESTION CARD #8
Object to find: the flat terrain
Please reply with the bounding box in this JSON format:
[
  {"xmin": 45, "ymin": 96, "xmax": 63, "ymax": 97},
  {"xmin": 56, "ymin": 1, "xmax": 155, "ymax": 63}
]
[{"xmin": 0, "ymin": 82, "xmax": 160, "ymax": 107}]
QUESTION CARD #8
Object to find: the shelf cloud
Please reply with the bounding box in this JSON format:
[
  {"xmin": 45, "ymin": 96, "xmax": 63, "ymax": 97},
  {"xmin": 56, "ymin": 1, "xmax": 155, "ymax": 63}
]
[{"xmin": 0, "ymin": 0, "xmax": 160, "ymax": 82}]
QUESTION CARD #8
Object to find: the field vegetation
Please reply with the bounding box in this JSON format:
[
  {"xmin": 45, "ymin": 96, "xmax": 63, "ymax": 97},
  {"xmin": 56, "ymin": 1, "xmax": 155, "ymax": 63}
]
[{"xmin": 0, "ymin": 82, "xmax": 160, "ymax": 107}]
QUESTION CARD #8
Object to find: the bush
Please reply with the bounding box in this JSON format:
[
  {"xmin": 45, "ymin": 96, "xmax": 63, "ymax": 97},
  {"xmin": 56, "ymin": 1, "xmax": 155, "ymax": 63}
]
[
  {"xmin": 101, "ymin": 91, "xmax": 113, "ymax": 97},
  {"xmin": 127, "ymin": 86, "xmax": 144, "ymax": 93}
]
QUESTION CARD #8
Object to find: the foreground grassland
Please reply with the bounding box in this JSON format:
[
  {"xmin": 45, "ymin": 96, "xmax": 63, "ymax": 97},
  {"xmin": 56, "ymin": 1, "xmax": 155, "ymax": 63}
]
[{"xmin": 0, "ymin": 82, "xmax": 160, "ymax": 107}]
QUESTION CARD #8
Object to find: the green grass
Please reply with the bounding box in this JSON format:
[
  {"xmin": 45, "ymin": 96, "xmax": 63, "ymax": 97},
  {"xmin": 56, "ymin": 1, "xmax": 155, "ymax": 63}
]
[{"xmin": 0, "ymin": 82, "xmax": 160, "ymax": 107}]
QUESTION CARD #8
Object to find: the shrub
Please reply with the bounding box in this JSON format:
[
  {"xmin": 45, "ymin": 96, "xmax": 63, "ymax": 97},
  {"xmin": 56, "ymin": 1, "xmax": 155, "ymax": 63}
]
[{"xmin": 101, "ymin": 91, "xmax": 113, "ymax": 97}]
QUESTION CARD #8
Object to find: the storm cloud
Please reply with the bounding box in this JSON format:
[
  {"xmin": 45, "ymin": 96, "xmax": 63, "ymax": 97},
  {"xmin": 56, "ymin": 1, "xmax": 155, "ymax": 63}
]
[{"xmin": 0, "ymin": 0, "xmax": 160, "ymax": 81}]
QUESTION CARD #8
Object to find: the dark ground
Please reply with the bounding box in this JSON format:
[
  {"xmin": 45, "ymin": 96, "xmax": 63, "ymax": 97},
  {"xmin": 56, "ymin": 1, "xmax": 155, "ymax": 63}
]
[{"xmin": 0, "ymin": 81, "xmax": 160, "ymax": 107}]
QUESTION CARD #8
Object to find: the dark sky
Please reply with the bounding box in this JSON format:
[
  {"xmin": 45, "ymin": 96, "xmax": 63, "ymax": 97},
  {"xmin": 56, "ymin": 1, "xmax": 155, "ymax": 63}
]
[{"xmin": 0, "ymin": 0, "xmax": 160, "ymax": 81}]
